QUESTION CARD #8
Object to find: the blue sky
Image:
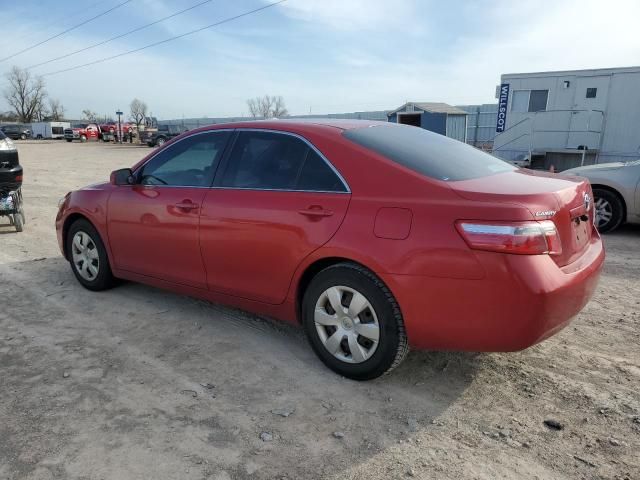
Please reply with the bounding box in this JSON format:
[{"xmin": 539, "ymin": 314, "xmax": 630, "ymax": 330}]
[{"xmin": 1, "ymin": 0, "xmax": 639, "ymax": 120}]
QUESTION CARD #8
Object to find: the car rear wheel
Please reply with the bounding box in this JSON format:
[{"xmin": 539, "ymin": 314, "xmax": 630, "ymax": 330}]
[
  {"xmin": 302, "ymin": 263, "xmax": 409, "ymax": 380},
  {"xmin": 67, "ymin": 219, "xmax": 116, "ymax": 291},
  {"xmin": 66, "ymin": 139, "xmax": 72, "ymax": 142},
  {"xmin": 20, "ymin": 133, "xmax": 26, "ymax": 140},
  {"xmin": 593, "ymin": 188, "xmax": 624, "ymax": 233}
]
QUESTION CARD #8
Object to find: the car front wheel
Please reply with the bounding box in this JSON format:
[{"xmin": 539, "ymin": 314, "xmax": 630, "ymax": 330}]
[
  {"xmin": 593, "ymin": 188, "xmax": 624, "ymax": 233},
  {"xmin": 302, "ymin": 263, "xmax": 409, "ymax": 380},
  {"xmin": 66, "ymin": 219, "xmax": 116, "ymax": 291}
]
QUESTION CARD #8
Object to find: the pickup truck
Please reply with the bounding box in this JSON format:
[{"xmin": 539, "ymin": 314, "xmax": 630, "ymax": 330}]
[
  {"xmin": 0, "ymin": 124, "xmax": 32, "ymax": 140},
  {"xmin": 64, "ymin": 123, "xmax": 100, "ymax": 142},
  {"xmin": 145, "ymin": 124, "xmax": 187, "ymax": 147}
]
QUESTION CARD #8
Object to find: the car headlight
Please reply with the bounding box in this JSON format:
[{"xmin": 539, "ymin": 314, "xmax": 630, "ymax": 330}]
[{"xmin": 0, "ymin": 138, "xmax": 16, "ymax": 151}]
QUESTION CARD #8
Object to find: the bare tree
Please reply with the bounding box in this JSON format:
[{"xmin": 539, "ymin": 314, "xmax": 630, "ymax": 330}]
[
  {"xmin": 82, "ymin": 109, "xmax": 97, "ymax": 122},
  {"xmin": 35, "ymin": 102, "xmax": 49, "ymax": 122},
  {"xmin": 48, "ymin": 98, "xmax": 65, "ymax": 121},
  {"xmin": 271, "ymin": 96, "xmax": 288, "ymax": 118},
  {"xmin": 129, "ymin": 98, "xmax": 148, "ymax": 139},
  {"xmin": 246, "ymin": 95, "xmax": 288, "ymax": 119},
  {"xmin": 3, "ymin": 66, "xmax": 47, "ymax": 123}
]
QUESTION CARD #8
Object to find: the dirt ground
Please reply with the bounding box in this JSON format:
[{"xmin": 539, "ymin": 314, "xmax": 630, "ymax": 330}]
[{"xmin": 1, "ymin": 141, "xmax": 638, "ymax": 480}]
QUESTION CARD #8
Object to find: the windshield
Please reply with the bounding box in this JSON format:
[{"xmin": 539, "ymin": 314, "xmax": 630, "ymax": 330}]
[
  {"xmin": 343, "ymin": 124, "xmax": 516, "ymax": 182},
  {"xmin": 72, "ymin": 123, "xmax": 88, "ymax": 128}
]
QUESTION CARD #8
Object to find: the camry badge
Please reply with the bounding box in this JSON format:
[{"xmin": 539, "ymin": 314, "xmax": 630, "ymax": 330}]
[
  {"xmin": 584, "ymin": 193, "xmax": 591, "ymax": 211},
  {"xmin": 535, "ymin": 210, "xmax": 556, "ymax": 217}
]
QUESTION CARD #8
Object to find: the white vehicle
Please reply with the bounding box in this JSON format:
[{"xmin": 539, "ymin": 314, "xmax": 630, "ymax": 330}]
[{"xmin": 30, "ymin": 121, "xmax": 71, "ymax": 140}]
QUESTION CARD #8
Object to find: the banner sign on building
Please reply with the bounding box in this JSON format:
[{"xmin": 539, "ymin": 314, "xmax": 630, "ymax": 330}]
[{"xmin": 495, "ymin": 83, "xmax": 510, "ymax": 132}]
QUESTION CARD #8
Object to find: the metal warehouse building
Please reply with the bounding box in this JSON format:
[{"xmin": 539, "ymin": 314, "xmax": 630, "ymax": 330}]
[
  {"xmin": 387, "ymin": 102, "xmax": 468, "ymax": 142},
  {"xmin": 492, "ymin": 66, "xmax": 640, "ymax": 170},
  {"xmin": 457, "ymin": 103, "xmax": 498, "ymax": 149}
]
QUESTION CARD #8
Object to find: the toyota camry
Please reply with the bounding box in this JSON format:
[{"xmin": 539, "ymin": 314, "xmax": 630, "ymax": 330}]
[{"xmin": 56, "ymin": 120, "xmax": 604, "ymax": 380}]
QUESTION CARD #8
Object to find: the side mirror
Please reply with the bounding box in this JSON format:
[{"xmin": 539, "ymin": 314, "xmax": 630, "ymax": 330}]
[{"xmin": 110, "ymin": 168, "xmax": 134, "ymax": 186}]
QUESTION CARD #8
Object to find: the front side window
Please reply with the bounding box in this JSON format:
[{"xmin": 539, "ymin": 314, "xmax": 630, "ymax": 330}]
[
  {"xmin": 220, "ymin": 131, "xmax": 347, "ymax": 192},
  {"xmin": 138, "ymin": 131, "xmax": 231, "ymax": 187}
]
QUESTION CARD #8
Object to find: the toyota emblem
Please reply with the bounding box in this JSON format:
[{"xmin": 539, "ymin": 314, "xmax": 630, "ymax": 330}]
[{"xmin": 584, "ymin": 192, "xmax": 591, "ymax": 211}]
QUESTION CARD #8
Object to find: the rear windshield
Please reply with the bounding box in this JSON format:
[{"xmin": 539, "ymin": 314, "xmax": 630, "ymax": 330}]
[{"xmin": 343, "ymin": 124, "xmax": 515, "ymax": 181}]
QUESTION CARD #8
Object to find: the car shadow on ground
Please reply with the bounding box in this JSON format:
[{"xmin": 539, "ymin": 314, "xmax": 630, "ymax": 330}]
[{"xmin": 1, "ymin": 257, "xmax": 479, "ymax": 479}]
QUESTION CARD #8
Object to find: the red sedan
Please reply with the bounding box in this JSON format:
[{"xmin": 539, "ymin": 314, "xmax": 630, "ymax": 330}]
[{"xmin": 56, "ymin": 120, "xmax": 604, "ymax": 380}]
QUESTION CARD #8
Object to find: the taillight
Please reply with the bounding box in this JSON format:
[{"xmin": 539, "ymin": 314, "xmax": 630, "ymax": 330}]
[
  {"xmin": 15, "ymin": 175, "xmax": 23, "ymax": 182},
  {"xmin": 456, "ymin": 220, "xmax": 562, "ymax": 255}
]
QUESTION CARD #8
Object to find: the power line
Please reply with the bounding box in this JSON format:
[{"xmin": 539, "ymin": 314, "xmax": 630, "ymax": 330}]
[
  {"xmin": 41, "ymin": 0, "xmax": 287, "ymax": 77},
  {"xmin": 6, "ymin": 0, "xmax": 106, "ymax": 48},
  {"xmin": 27, "ymin": 0, "xmax": 214, "ymax": 71},
  {"xmin": 0, "ymin": 0, "xmax": 133, "ymax": 64}
]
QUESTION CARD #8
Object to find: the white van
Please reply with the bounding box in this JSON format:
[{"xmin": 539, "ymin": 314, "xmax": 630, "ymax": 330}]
[{"xmin": 30, "ymin": 121, "xmax": 71, "ymax": 140}]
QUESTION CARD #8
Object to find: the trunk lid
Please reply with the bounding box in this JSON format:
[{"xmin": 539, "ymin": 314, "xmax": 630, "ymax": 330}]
[{"xmin": 449, "ymin": 169, "xmax": 595, "ymax": 267}]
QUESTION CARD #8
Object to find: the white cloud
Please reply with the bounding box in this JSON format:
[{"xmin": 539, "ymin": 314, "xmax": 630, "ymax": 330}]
[{"xmin": 274, "ymin": 0, "xmax": 423, "ymax": 31}]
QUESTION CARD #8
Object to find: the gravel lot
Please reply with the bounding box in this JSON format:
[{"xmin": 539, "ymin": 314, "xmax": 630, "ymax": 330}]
[{"xmin": 1, "ymin": 141, "xmax": 639, "ymax": 480}]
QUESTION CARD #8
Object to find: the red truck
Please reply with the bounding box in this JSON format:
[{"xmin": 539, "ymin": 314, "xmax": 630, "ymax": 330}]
[
  {"xmin": 64, "ymin": 123, "xmax": 101, "ymax": 142},
  {"xmin": 98, "ymin": 122, "xmax": 135, "ymax": 142},
  {"xmin": 64, "ymin": 122, "xmax": 135, "ymax": 143}
]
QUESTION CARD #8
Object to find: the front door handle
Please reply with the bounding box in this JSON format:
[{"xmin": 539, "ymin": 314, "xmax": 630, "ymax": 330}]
[
  {"xmin": 298, "ymin": 206, "xmax": 334, "ymax": 218},
  {"xmin": 175, "ymin": 201, "xmax": 199, "ymax": 211}
]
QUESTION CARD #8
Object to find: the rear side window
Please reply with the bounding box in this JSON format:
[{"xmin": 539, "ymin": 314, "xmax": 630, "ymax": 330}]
[
  {"xmin": 343, "ymin": 124, "xmax": 515, "ymax": 181},
  {"xmin": 220, "ymin": 131, "xmax": 347, "ymax": 192}
]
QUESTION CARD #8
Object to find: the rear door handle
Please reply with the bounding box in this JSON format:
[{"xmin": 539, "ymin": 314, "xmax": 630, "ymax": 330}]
[
  {"xmin": 298, "ymin": 206, "xmax": 334, "ymax": 217},
  {"xmin": 175, "ymin": 201, "xmax": 199, "ymax": 211}
]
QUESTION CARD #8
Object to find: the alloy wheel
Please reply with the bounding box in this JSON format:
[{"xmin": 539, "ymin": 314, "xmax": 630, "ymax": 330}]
[
  {"xmin": 71, "ymin": 231, "xmax": 100, "ymax": 281},
  {"xmin": 594, "ymin": 197, "xmax": 613, "ymax": 229},
  {"xmin": 314, "ymin": 286, "xmax": 380, "ymax": 364}
]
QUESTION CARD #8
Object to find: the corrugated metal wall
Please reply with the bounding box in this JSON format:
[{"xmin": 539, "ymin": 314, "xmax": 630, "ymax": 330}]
[
  {"xmin": 445, "ymin": 114, "xmax": 467, "ymax": 142},
  {"xmin": 420, "ymin": 112, "xmax": 446, "ymax": 135},
  {"xmin": 457, "ymin": 104, "xmax": 497, "ymax": 146}
]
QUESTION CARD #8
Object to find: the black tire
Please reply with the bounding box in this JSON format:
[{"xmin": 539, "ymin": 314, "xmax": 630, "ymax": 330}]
[
  {"xmin": 36, "ymin": 134, "xmax": 43, "ymax": 140},
  {"xmin": 66, "ymin": 219, "xmax": 116, "ymax": 291},
  {"xmin": 302, "ymin": 263, "xmax": 409, "ymax": 380},
  {"xmin": 593, "ymin": 188, "xmax": 624, "ymax": 233},
  {"xmin": 80, "ymin": 135, "xmax": 87, "ymax": 143},
  {"xmin": 20, "ymin": 134, "xmax": 26, "ymax": 140},
  {"xmin": 156, "ymin": 137, "xmax": 166, "ymax": 147},
  {"xmin": 66, "ymin": 139, "xmax": 72, "ymax": 143}
]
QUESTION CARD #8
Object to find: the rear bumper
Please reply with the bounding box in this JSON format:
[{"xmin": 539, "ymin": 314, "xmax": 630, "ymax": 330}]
[{"xmin": 381, "ymin": 235, "xmax": 604, "ymax": 352}]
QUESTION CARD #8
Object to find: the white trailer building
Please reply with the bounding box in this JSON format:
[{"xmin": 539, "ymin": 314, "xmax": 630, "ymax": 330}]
[
  {"xmin": 492, "ymin": 66, "xmax": 640, "ymax": 170},
  {"xmin": 30, "ymin": 121, "xmax": 70, "ymax": 140}
]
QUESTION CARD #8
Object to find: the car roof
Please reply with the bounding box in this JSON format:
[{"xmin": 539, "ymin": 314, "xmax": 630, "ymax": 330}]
[{"xmin": 196, "ymin": 118, "xmax": 389, "ymax": 134}]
